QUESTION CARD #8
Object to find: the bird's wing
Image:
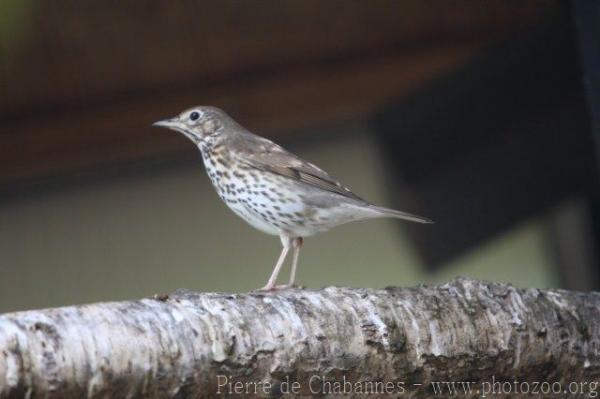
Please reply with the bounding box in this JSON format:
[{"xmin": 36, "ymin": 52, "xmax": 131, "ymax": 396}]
[{"xmin": 233, "ymin": 134, "xmax": 365, "ymax": 202}]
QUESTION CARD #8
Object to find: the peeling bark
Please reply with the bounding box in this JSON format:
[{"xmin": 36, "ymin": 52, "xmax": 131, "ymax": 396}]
[{"xmin": 0, "ymin": 278, "xmax": 599, "ymax": 398}]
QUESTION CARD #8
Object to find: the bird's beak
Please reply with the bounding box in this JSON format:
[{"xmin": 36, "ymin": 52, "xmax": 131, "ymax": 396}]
[
  {"xmin": 152, "ymin": 117, "xmax": 179, "ymax": 128},
  {"xmin": 152, "ymin": 116, "xmax": 197, "ymax": 142}
]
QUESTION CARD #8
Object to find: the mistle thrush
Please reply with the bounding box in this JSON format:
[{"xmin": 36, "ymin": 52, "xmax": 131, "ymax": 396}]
[{"xmin": 153, "ymin": 106, "xmax": 432, "ymax": 290}]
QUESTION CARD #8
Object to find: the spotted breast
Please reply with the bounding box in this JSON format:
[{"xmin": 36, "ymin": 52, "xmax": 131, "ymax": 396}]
[{"xmin": 199, "ymin": 142, "xmax": 318, "ymax": 236}]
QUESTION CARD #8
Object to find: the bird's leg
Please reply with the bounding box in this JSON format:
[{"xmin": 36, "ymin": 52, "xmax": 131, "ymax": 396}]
[
  {"xmin": 260, "ymin": 236, "xmax": 291, "ymax": 291},
  {"xmin": 286, "ymin": 237, "xmax": 303, "ymax": 287}
]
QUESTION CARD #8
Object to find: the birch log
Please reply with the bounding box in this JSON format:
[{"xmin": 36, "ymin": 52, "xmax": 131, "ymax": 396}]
[{"xmin": 0, "ymin": 278, "xmax": 599, "ymax": 398}]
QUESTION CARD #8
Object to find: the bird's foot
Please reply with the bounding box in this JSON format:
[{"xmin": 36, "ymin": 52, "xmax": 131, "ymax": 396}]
[
  {"xmin": 274, "ymin": 284, "xmax": 296, "ymax": 290},
  {"xmin": 257, "ymin": 284, "xmax": 297, "ymax": 292}
]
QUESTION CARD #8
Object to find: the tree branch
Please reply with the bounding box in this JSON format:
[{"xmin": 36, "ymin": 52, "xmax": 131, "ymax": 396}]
[{"xmin": 0, "ymin": 278, "xmax": 598, "ymax": 397}]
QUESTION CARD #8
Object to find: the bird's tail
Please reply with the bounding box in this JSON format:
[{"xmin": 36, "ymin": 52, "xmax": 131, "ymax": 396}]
[{"xmin": 367, "ymin": 205, "xmax": 434, "ymax": 224}]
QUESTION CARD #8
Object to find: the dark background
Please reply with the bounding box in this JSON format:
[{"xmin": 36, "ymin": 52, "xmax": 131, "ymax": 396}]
[{"xmin": 0, "ymin": 1, "xmax": 598, "ymax": 312}]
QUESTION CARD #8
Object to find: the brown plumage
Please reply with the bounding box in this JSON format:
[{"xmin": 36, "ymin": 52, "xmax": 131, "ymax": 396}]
[{"xmin": 154, "ymin": 106, "xmax": 432, "ymax": 290}]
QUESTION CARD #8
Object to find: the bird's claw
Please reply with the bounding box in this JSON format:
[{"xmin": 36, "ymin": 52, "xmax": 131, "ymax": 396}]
[{"xmin": 257, "ymin": 284, "xmax": 297, "ymax": 292}]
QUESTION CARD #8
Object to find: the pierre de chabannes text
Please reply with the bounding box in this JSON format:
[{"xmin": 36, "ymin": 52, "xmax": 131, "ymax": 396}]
[{"xmin": 217, "ymin": 375, "xmax": 599, "ymax": 397}]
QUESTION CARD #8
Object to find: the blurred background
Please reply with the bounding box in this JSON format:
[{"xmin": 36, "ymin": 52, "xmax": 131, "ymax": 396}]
[{"xmin": 1, "ymin": 1, "xmax": 599, "ymax": 313}]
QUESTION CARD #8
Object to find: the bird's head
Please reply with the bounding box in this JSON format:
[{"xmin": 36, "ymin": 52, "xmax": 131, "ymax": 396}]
[{"xmin": 152, "ymin": 106, "xmax": 230, "ymax": 144}]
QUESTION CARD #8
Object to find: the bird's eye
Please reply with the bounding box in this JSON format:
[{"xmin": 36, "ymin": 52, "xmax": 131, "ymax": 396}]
[{"xmin": 189, "ymin": 111, "xmax": 200, "ymax": 121}]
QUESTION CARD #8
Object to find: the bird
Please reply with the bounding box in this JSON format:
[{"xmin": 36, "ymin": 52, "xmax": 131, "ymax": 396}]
[{"xmin": 153, "ymin": 106, "xmax": 432, "ymax": 290}]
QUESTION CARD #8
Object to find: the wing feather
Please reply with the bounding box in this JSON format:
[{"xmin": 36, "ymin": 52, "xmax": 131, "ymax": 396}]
[{"xmin": 233, "ymin": 133, "xmax": 365, "ymax": 202}]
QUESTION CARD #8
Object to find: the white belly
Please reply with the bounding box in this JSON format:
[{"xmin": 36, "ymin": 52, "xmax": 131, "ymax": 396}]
[
  {"xmin": 226, "ymin": 202, "xmax": 281, "ymax": 235},
  {"xmin": 200, "ymin": 149, "xmax": 360, "ymax": 237}
]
